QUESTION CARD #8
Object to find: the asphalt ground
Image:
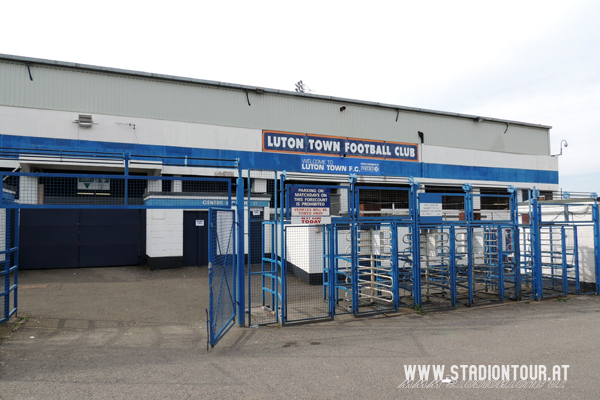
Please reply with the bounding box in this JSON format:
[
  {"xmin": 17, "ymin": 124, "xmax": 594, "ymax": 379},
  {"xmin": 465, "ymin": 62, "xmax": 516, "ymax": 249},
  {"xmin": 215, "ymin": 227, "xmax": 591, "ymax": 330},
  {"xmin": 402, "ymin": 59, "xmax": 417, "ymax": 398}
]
[{"xmin": 1, "ymin": 266, "xmax": 600, "ymax": 399}]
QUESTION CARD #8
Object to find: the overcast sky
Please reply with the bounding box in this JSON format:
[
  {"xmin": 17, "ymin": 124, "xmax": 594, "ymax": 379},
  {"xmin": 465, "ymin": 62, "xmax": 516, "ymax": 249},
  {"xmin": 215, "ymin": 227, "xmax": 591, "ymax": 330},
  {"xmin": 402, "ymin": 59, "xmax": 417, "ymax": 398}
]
[{"xmin": 1, "ymin": 1, "xmax": 598, "ymax": 193}]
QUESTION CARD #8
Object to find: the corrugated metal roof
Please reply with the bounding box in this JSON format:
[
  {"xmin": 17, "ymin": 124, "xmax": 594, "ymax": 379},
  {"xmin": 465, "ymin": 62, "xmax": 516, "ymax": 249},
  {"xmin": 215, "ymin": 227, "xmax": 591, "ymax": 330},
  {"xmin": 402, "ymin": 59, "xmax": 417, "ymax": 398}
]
[
  {"xmin": 0, "ymin": 53, "xmax": 552, "ymax": 129},
  {"xmin": 0, "ymin": 54, "xmax": 552, "ymax": 156}
]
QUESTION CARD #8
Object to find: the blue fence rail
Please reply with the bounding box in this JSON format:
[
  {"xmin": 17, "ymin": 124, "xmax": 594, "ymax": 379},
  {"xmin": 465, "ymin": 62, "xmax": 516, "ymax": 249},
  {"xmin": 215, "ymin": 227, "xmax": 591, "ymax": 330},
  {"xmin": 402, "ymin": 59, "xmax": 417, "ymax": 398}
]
[{"xmin": 0, "ymin": 172, "xmax": 232, "ymax": 209}]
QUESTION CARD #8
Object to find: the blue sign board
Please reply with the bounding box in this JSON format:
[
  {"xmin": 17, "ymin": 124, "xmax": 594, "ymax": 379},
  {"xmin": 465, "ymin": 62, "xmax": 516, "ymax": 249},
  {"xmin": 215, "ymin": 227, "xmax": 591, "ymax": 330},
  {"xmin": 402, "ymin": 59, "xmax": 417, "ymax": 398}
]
[{"xmin": 263, "ymin": 131, "xmax": 418, "ymax": 162}]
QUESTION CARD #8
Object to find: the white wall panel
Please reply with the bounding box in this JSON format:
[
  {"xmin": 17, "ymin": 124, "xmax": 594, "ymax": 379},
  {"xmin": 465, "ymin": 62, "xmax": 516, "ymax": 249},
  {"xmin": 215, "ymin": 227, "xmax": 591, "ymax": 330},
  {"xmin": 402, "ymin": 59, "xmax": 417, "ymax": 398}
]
[
  {"xmin": 422, "ymin": 144, "xmax": 558, "ymax": 171},
  {"xmin": 0, "ymin": 106, "xmax": 261, "ymax": 153}
]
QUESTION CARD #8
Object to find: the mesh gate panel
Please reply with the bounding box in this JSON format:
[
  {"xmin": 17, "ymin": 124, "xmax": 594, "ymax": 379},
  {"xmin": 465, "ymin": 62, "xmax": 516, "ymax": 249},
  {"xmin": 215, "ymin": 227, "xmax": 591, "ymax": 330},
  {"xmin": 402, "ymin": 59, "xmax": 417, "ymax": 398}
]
[
  {"xmin": 207, "ymin": 209, "xmax": 236, "ymax": 347},
  {"xmin": 284, "ymin": 225, "xmax": 330, "ymax": 323}
]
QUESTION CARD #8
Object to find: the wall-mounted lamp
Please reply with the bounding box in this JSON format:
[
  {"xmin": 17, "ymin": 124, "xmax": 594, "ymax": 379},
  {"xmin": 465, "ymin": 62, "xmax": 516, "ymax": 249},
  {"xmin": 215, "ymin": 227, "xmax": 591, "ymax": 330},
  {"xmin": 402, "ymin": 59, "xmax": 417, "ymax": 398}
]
[
  {"xmin": 475, "ymin": 117, "xmax": 483, "ymax": 122},
  {"xmin": 553, "ymin": 139, "xmax": 569, "ymax": 156},
  {"xmin": 340, "ymin": 106, "xmax": 346, "ymax": 112},
  {"xmin": 418, "ymin": 131, "xmax": 424, "ymax": 144}
]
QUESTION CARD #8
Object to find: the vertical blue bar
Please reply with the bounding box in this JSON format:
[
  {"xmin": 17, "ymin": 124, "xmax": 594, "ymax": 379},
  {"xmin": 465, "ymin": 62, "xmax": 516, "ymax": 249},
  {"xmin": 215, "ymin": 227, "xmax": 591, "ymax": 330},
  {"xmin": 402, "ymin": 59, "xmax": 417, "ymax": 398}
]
[
  {"xmin": 281, "ymin": 226, "xmax": 287, "ymax": 325},
  {"xmin": 124, "ymin": 152, "xmax": 130, "ymax": 206},
  {"xmin": 3, "ymin": 208, "xmax": 9, "ymax": 321},
  {"xmin": 351, "ymin": 224, "xmax": 358, "ymax": 315},
  {"xmin": 467, "ymin": 226, "xmax": 474, "ymax": 305},
  {"xmin": 392, "ymin": 222, "xmax": 399, "ymax": 311},
  {"xmin": 207, "ymin": 209, "xmax": 215, "ymax": 346},
  {"xmin": 593, "ymin": 203, "xmax": 600, "ymax": 295},
  {"xmin": 246, "ymin": 171, "xmax": 252, "ymax": 325},
  {"xmin": 498, "ymin": 226, "xmax": 505, "ymax": 302},
  {"xmin": 573, "ymin": 226, "xmax": 580, "ymax": 294},
  {"xmin": 411, "ymin": 184, "xmax": 421, "ymax": 307},
  {"xmin": 322, "ymin": 224, "xmax": 328, "ymax": 301},
  {"xmin": 279, "ymin": 175, "xmax": 285, "ymax": 324},
  {"xmin": 13, "ymin": 210, "xmax": 19, "ymax": 313},
  {"xmin": 561, "ymin": 226, "xmax": 568, "ymax": 295},
  {"xmin": 531, "ymin": 199, "xmax": 543, "ymax": 300},
  {"xmin": 512, "ymin": 190, "xmax": 522, "ymax": 299},
  {"xmin": 450, "ymin": 225, "xmax": 457, "ymax": 308},
  {"xmin": 328, "ymin": 224, "xmax": 336, "ymax": 317},
  {"xmin": 236, "ymin": 167, "xmax": 245, "ymax": 326}
]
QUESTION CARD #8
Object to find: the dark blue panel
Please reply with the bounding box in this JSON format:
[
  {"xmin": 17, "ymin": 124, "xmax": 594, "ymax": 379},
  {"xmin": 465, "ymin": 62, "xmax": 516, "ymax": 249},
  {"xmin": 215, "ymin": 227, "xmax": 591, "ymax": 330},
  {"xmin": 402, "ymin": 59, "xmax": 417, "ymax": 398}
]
[
  {"xmin": 78, "ymin": 210, "xmax": 141, "ymax": 267},
  {"xmin": 19, "ymin": 209, "xmax": 79, "ymax": 269},
  {"xmin": 183, "ymin": 211, "xmax": 209, "ymax": 267}
]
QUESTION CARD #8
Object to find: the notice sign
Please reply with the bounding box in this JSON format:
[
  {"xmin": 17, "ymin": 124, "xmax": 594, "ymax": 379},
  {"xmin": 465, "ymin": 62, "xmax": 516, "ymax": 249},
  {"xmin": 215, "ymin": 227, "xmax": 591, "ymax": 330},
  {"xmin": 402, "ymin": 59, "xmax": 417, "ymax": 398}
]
[
  {"xmin": 290, "ymin": 187, "xmax": 331, "ymax": 224},
  {"xmin": 420, "ymin": 203, "xmax": 442, "ymax": 217},
  {"xmin": 291, "ymin": 216, "xmax": 332, "ymax": 225},
  {"xmin": 195, "ymin": 219, "xmax": 205, "ymax": 227},
  {"xmin": 419, "ymin": 193, "xmax": 443, "ymax": 224},
  {"xmin": 290, "ymin": 187, "xmax": 330, "ymax": 210}
]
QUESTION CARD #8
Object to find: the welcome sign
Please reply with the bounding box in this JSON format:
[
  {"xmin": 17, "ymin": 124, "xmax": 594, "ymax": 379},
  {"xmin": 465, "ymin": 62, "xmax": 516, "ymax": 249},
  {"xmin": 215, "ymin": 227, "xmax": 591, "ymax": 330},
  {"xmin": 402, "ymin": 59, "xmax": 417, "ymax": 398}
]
[{"xmin": 263, "ymin": 130, "xmax": 419, "ymax": 162}]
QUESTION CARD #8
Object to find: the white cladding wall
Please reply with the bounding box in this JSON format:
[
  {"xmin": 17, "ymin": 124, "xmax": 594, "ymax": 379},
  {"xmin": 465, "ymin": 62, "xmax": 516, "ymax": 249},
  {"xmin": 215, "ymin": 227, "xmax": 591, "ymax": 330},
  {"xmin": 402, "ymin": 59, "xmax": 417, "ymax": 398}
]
[
  {"xmin": 0, "ymin": 105, "xmax": 261, "ymax": 153},
  {"xmin": 0, "ymin": 58, "xmax": 551, "ymax": 156},
  {"xmin": 0, "ymin": 106, "xmax": 558, "ymax": 190},
  {"xmin": 146, "ymin": 206, "xmax": 266, "ymax": 259},
  {"xmin": 146, "ymin": 209, "xmax": 183, "ymax": 258}
]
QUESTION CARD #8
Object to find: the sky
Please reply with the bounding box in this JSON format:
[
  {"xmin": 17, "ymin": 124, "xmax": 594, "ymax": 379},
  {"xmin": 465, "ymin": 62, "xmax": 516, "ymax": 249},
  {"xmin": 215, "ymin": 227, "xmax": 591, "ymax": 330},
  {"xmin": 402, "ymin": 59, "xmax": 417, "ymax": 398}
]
[{"xmin": 1, "ymin": 0, "xmax": 598, "ymax": 193}]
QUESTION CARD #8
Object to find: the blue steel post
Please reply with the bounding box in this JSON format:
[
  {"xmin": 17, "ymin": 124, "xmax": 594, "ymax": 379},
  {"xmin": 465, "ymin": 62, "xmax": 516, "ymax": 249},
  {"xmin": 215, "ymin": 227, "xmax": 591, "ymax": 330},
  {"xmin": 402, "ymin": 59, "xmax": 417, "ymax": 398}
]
[
  {"xmin": 409, "ymin": 178, "xmax": 421, "ymax": 308},
  {"xmin": 593, "ymin": 202, "xmax": 600, "ymax": 294},
  {"xmin": 449, "ymin": 225, "xmax": 457, "ymax": 308},
  {"xmin": 392, "ymin": 222, "xmax": 399, "ymax": 311},
  {"xmin": 246, "ymin": 170, "xmax": 252, "ymax": 323},
  {"xmin": 508, "ymin": 186, "xmax": 522, "ymax": 299},
  {"xmin": 498, "ymin": 226, "xmax": 505, "ymax": 302},
  {"xmin": 348, "ymin": 174, "xmax": 358, "ymax": 314},
  {"xmin": 236, "ymin": 162, "xmax": 245, "ymax": 326},
  {"xmin": 279, "ymin": 172, "xmax": 286, "ymax": 324},
  {"xmin": 349, "ymin": 174, "xmax": 357, "ymax": 222},
  {"xmin": 561, "ymin": 226, "xmax": 568, "ymax": 295},
  {"xmin": 328, "ymin": 224, "xmax": 335, "ymax": 317},
  {"xmin": 574, "ymin": 225, "xmax": 580, "ymax": 294},
  {"xmin": 124, "ymin": 152, "xmax": 130, "ymax": 205},
  {"xmin": 3, "ymin": 208, "xmax": 9, "ymax": 321},
  {"xmin": 351, "ymin": 222, "xmax": 358, "ymax": 315},
  {"xmin": 13, "ymin": 209, "xmax": 19, "ymax": 315},
  {"xmin": 463, "ymin": 184, "xmax": 474, "ymax": 305},
  {"xmin": 531, "ymin": 198, "xmax": 542, "ymax": 300}
]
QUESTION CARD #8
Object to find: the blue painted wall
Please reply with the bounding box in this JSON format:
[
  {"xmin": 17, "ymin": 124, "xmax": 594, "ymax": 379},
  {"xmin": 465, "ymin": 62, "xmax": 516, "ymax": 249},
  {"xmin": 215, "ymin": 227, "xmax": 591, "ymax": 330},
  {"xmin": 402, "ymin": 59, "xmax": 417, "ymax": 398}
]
[{"xmin": 0, "ymin": 134, "xmax": 558, "ymax": 185}]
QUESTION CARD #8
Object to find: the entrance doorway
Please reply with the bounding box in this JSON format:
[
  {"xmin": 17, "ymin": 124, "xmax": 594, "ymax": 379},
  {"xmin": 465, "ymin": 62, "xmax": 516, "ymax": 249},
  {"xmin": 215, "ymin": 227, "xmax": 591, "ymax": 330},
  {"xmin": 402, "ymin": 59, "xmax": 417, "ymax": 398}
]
[{"xmin": 183, "ymin": 210, "xmax": 209, "ymax": 267}]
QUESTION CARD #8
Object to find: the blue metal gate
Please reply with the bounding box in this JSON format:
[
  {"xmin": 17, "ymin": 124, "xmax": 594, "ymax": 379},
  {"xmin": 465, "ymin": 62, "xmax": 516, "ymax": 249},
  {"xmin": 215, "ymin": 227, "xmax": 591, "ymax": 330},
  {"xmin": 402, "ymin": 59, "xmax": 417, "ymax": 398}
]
[{"xmin": 207, "ymin": 208, "xmax": 237, "ymax": 348}]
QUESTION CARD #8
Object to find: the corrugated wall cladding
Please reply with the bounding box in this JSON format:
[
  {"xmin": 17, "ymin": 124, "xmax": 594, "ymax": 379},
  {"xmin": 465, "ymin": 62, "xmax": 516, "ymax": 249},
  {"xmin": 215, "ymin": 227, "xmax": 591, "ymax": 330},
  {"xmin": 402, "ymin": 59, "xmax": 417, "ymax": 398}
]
[{"xmin": 0, "ymin": 60, "xmax": 550, "ymax": 155}]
